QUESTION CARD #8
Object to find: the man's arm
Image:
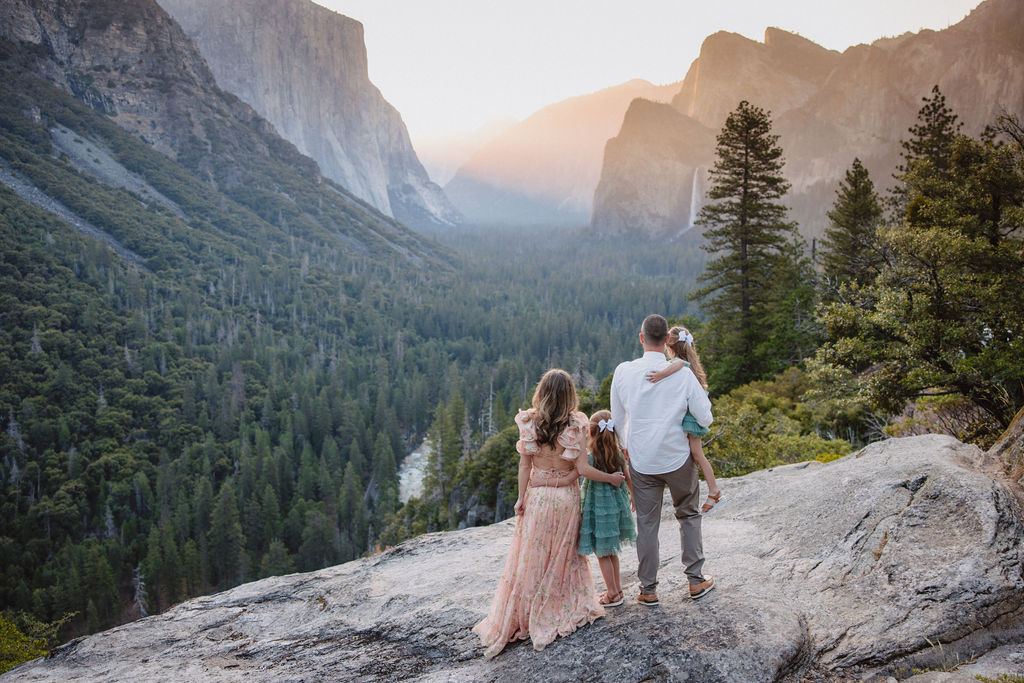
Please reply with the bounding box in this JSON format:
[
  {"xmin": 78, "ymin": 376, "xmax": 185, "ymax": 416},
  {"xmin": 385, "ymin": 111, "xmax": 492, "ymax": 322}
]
[{"xmin": 610, "ymin": 366, "xmax": 628, "ymax": 444}]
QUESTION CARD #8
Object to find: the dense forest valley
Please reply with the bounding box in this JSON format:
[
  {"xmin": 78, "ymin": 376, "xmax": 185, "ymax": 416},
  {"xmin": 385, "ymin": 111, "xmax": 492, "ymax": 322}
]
[
  {"xmin": 0, "ymin": 63, "xmax": 712, "ymax": 650},
  {"xmin": 1, "ymin": 37, "xmax": 1023, "ymax": 676}
]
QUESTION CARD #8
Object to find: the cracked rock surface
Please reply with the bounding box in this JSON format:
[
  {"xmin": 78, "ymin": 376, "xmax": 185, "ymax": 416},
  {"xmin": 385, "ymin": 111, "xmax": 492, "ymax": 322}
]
[{"xmin": 5, "ymin": 434, "xmax": 1023, "ymax": 682}]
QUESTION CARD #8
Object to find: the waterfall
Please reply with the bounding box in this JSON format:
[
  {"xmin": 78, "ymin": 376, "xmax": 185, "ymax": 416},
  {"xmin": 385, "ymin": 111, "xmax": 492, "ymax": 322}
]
[
  {"xmin": 399, "ymin": 440, "xmax": 433, "ymax": 503},
  {"xmin": 687, "ymin": 167, "xmax": 701, "ymax": 230}
]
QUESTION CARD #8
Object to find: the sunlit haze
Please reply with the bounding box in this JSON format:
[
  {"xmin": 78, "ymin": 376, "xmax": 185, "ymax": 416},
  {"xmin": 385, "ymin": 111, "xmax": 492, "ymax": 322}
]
[{"xmin": 317, "ymin": 0, "xmax": 980, "ymax": 147}]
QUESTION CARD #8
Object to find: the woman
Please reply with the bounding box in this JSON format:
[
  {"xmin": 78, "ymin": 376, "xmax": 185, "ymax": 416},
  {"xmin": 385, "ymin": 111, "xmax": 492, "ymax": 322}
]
[{"xmin": 474, "ymin": 369, "xmax": 626, "ymax": 658}]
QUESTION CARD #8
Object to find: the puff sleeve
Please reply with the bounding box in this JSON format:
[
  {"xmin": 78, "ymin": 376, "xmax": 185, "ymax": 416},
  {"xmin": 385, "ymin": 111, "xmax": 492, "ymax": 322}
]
[
  {"xmin": 556, "ymin": 412, "xmax": 589, "ymax": 461},
  {"xmin": 514, "ymin": 409, "xmax": 538, "ymax": 455}
]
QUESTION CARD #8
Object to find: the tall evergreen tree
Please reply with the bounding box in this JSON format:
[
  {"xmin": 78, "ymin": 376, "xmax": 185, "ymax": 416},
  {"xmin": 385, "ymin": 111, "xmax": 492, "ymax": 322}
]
[
  {"xmin": 207, "ymin": 482, "xmax": 245, "ymax": 588},
  {"xmin": 372, "ymin": 433, "xmax": 398, "ymax": 515},
  {"xmin": 259, "ymin": 538, "xmax": 296, "ymax": 578},
  {"xmin": 889, "ymin": 85, "xmax": 963, "ymax": 217},
  {"xmin": 693, "ymin": 100, "xmax": 801, "ymax": 390},
  {"xmin": 821, "ymin": 158, "xmax": 886, "ymax": 290},
  {"xmin": 899, "ymin": 85, "xmax": 962, "ymax": 175}
]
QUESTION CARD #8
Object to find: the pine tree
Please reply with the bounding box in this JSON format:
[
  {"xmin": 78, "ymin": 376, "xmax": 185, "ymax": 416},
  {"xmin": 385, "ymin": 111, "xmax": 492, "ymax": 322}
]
[
  {"xmin": 259, "ymin": 538, "xmax": 296, "ymax": 578},
  {"xmin": 692, "ymin": 100, "xmax": 801, "ymax": 390},
  {"xmin": 889, "ymin": 85, "xmax": 963, "ymax": 217},
  {"xmin": 298, "ymin": 507, "xmax": 337, "ymax": 571},
  {"xmin": 143, "ymin": 531, "xmax": 163, "ymax": 611},
  {"xmin": 372, "ymin": 432, "xmax": 398, "ymax": 515},
  {"xmin": 260, "ymin": 483, "xmax": 282, "ymax": 547},
  {"xmin": 899, "ymin": 85, "xmax": 962, "ymax": 176},
  {"xmin": 208, "ymin": 481, "xmax": 245, "ymax": 588},
  {"xmin": 821, "ymin": 158, "xmax": 886, "ymax": 290},
  {"xmin": 181, "ymin": 539, "xmax": 201, "ymax": 596}
]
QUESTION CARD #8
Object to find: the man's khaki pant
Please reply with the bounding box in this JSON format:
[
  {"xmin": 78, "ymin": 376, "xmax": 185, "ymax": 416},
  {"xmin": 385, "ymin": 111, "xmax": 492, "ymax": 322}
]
[{"xmin": 630, "ymin": 457, "xmax": 704, "ymax": 593}]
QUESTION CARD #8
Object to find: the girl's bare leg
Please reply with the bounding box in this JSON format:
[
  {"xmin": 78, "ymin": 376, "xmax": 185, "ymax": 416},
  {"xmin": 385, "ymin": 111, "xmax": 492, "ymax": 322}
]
[
  {"xmin": 598, "ymin": 555, "xmax": 617, "ymax": 597},
  {"xmin": 609, "ymin": 554, "xmax": 621, "ymax": 596},
  {"xmin": 689, "ymin": 433, "xmax": 719, "ymax": 494}
]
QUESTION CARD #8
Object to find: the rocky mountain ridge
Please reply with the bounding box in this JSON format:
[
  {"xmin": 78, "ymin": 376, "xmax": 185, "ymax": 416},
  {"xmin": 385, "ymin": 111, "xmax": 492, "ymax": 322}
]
[
  {"xmin": 0, "ymin": 0, "xmax": 442, "ymax": 261},
  {"xmin": 156, "ymin": 0, "xmax": 460, "ymax": 231},
  {"xmin": 592, "ymin": 0, "xmax": 1024, "ymax": 239},
  {"xmin": 5, "ymin": 433, "xmax": 1023, "ymax": 681}
]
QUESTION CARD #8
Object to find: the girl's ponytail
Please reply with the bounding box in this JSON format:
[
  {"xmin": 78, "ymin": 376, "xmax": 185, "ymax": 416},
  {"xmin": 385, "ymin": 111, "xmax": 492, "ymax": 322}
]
[{"xmin": 667, "ymin": 326, "xmax": 708, "ymax": 391}]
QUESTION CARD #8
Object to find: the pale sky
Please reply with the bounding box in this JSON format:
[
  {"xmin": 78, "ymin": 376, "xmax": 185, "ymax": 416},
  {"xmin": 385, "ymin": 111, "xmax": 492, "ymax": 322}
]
[{"xmin": 317, "ymin": 0, "xmax": 982, "ymax": 146}]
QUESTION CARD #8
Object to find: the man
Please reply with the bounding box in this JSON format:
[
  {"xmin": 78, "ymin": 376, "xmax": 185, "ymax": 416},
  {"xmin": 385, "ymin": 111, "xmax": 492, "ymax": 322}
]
[{"xmin": 610, "ymin": 314, "xmax": 714, "ymax": 605}]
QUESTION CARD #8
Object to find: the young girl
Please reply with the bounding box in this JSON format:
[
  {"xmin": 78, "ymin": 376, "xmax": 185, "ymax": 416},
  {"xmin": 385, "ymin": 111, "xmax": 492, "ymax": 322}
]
[
  {"xmin": 577, "ymin": 409, "xmax": 636, "ymax": 607},
  {"xmin": 646, "ymin": 326, "xmax": 724, "ymax": 514}
]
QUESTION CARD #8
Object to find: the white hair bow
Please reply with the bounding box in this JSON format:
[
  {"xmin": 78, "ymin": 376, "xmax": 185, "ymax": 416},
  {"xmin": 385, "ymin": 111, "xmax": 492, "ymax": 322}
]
[
  {"xmin": 679, "ymin": 331, "xmax": 694, "ymax": 345},
  {"xmin": 598, "ymin": 418, "xmax": 615, "ymax": 433}
]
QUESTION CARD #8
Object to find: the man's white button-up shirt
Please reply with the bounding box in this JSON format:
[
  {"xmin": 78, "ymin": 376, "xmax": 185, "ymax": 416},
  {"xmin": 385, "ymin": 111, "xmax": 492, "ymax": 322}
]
[{"xmin": 610, "ymin": 351, "xmax": 713, "ymax": 475}]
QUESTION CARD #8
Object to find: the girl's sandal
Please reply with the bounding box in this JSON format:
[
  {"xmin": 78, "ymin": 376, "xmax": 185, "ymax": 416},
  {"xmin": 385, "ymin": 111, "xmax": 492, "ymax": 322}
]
[{"xmin": 702, "ymin": 489, "xmax": 724, "ymax": 514}]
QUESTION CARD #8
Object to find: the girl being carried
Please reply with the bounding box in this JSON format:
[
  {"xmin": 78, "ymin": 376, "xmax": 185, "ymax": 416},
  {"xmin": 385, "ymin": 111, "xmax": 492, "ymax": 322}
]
[{"xmin": 646, "ymin": 326, "xmax": 724, "ymax": 513}]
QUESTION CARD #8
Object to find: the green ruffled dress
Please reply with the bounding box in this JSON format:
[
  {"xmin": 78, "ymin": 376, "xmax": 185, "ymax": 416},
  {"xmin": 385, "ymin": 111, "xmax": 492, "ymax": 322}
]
[
  {"xmin": 682, "ymin": 410, "xmax": 709, "ymax": 437},
  {"xmin": 577, "ymin": 454, "xmax": 636, "ymax": 557},
  {"xmin": 681, "ymin": 361, "xmax": 710, "ymax": 437}
]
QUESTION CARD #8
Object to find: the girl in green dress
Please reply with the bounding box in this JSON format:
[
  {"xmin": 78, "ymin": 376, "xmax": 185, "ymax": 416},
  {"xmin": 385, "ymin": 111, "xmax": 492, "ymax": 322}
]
[
  {"xmin": 577, "ymin": 410, "xmax": 636, "ymax": 607},
  {"xmin": 646, "ymin": 325, "xmax": 724, "ymax": 514}
]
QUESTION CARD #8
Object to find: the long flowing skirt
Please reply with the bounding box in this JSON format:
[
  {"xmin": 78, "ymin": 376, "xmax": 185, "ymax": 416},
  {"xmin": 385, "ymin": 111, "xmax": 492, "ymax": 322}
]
[{"xmin": 473, "ymin": 484, "xmax": 604, "ymax": 658}]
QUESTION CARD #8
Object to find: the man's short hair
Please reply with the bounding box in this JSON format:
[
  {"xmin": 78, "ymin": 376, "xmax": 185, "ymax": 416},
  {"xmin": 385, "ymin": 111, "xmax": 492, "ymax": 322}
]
[{"xmin": 641, "ymin": 314, "xmax": 668, "ymax": 345}]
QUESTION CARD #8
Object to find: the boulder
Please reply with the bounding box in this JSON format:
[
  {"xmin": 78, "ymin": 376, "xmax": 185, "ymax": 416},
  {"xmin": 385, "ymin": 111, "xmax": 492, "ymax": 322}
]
[
  {"xmin": 5, "ymin": 434, "xmax": 1022, "ymax": 682},
  {"xmin": 990, "ymin": 406, "xmax": 1024, "ymax": 486}
]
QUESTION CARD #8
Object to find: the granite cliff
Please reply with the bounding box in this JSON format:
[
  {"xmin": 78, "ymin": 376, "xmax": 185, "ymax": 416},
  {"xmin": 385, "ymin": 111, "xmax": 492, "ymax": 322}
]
[
  {"xmin": 5, "ymin": 433, "xmax": 1023, "ymax": 682},
  {"xmin": 0, "ymin": 0, "xmax": 443, "ymax": 260},
  {"xmin": 592, "ymin": 0, "xmax": 1024, "ymax": 239},
  {"xmin": 157, "ymin": 0, "xmax": 461, "ymax": 231},
  {"xmin": 445, "ymin": 79, "xmax": 679, "ymax": 227}
]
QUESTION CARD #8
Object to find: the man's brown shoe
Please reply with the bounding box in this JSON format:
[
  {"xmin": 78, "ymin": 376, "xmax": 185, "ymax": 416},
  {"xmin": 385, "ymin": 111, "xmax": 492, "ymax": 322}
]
[
  {"xmin": 689, "ymin": 575, "xmax": 715, "ymax": 600},
  {"xmin": 637, "ymin": 592, "xmax": 659, "ymax": 606}
]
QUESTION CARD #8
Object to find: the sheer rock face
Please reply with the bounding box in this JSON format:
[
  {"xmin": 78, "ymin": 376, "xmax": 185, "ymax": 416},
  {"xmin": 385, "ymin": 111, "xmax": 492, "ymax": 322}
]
[
  {"xmin": 0, "ymin": 0, "xmax": 332, "ymax": 195},
  {"xmin": 0, "ymin": 0, "xmax": 444, "ymax": 262},
  {"xmin": 6, "ymin": 434, "xmax": 1023, "ymax": 682},
  {"xmin": 156, "ymin": 0, "xmax": 460, "ymax": 230},
  {"xmin": 590, "ymin": 99, "xmax": 716, "ymax": 238},
  {"xmin": 592, "ymin": 0, "xmax": 1024, "ymax": 239},
  {"xmin": 0, "ymin": 0, "xmax": 257, "ymax": 164}
]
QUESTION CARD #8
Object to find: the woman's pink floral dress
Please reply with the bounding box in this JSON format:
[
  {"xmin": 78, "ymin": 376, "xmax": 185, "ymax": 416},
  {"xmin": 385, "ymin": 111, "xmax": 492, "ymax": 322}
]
[{"xmin": 473, "ymin": 409, "xmax": 604, "ymax": 658}]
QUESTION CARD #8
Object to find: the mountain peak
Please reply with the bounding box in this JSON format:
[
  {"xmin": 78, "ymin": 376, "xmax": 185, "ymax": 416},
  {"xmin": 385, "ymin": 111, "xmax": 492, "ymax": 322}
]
[{"xmin": 763, "ymin": 26, "xmax": 835, "ymax": 55}]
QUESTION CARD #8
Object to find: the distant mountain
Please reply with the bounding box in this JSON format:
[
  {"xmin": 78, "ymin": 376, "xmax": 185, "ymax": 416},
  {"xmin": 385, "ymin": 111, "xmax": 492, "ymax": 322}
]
[
  {"xmin": 445, "ymin": 79, "xmax": 680, "ymax": 227},
  {"xmin": 157, "ymin": 0, "xmax": 461, "ymax": 231},
  {"xmin": 415, "ymin": 117, "xmax": 518, "ymax": 188},
  {"xmin": 592, "ymin": 0, "xmax": 1024, "ymax": 239}
]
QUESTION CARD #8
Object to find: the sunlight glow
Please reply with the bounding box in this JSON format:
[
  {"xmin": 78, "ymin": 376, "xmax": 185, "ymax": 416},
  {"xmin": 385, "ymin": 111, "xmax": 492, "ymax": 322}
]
[{"xmin": 318, "ymin": 0, "xmax": 981, "ymax": 146}]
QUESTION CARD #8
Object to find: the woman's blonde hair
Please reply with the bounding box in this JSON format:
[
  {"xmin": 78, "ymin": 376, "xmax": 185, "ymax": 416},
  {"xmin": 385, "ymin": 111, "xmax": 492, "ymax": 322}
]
[
  {"xmin": 588, "ymin": 410, "xmax": 622, "ymax": 474},
  {"xmin": 532, "ymin": 368, "xmax": 578, "ymax": 447},
  {"xmin": 667, "ymin": 326, "xmax": 708, "ymax": 390}
]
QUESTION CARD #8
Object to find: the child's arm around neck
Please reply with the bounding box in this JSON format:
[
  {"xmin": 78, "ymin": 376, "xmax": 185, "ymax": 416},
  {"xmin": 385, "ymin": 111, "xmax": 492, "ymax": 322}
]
[{"xmin": 645, "ymin": 358, "xmax": 687, "ymax": 383}]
